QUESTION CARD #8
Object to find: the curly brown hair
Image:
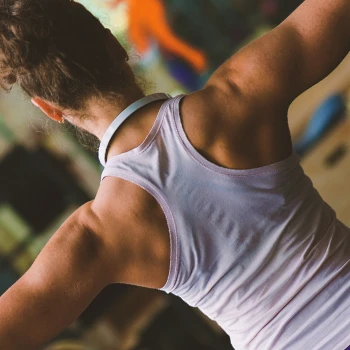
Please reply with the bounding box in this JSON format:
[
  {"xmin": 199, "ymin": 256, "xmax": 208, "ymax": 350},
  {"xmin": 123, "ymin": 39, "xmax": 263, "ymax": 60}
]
[{"xmin": 0, "ymin": 0, "xmax": 134, "ymax": 111}]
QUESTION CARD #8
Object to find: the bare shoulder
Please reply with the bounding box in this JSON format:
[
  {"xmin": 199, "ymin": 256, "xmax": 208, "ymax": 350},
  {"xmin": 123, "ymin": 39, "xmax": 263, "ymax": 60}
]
[
  {"xmin": 26, "ymin": 202, "xmax": 110, "ymax": 288},
  {"xmin": 92, "ymin": 176, "xmax": 170, "ymax": 289},
  {"xmin": 187, "ymin": 0, "xmax": 350, "ymax": 170},
  {"xmin": 180, "ymin": 85, "xmax": 292, "ymax": 170},
  {"xmin": 0, "ymin": 203, "xmax": 114, "ymax": 350},
  {"xmin": 34, "ymin": 202, "xmax": 106, "ymax": 273}
]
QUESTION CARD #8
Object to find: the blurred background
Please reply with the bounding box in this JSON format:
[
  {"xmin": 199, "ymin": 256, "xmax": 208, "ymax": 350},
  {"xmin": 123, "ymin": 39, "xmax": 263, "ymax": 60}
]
[{"xmin": 0, "ymin": 0, "xmax": 349, "ymax": 349}]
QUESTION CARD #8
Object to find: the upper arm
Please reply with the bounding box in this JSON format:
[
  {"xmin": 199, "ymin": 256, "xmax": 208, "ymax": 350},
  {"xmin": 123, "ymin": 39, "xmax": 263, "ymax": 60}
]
[
  {"xmin": 0, "ymin": 203, "xmax": 110, "ymax": 350},
  {"xmin": 188, "ymin": 0, "xmax": 349, "ymax": 167},
  {"xmin": 207, "ymin": 0, "xmax": 350, "ymax": 114}
]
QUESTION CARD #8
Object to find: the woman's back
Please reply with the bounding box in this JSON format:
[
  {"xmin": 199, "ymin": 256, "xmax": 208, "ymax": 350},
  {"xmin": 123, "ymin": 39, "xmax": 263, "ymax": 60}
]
[
  {"xmin": 0, "ymin": 0, "xmax": 349, "ymax": 349},
  {"xmin": 101, "ymin": 95, "xmax": 350, "ymax": 350}
]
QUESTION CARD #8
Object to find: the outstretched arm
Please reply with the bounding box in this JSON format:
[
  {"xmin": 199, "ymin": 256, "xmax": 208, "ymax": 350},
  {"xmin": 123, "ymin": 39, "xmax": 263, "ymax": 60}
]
[
  {"xmin": 208, "ymin": 0, "xmax": 350, "ymax": 114},
  {"xmin": 181, "ymin": 0, "xmax": 349, "ymax": 169},
  {"xmin": 0, "ymin": 203, "xmax": 112, "ymax": 350}
]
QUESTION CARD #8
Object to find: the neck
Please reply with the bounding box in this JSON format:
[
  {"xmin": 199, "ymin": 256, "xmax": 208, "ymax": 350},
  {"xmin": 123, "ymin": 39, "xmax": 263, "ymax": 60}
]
[{"xmin": 66, "ymin": 90, "xmax": 145, "ymax": 141}]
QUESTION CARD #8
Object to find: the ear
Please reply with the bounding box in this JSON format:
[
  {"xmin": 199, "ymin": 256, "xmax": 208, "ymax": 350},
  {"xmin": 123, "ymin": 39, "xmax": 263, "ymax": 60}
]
[{"xmin": 31, "ymin": 98, "xmax": 64, "ymax": 123}]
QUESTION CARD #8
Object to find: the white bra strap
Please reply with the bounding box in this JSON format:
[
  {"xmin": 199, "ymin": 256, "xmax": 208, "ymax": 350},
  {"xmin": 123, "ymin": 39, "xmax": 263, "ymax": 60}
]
[{"xmin": 98, "ymin": 93, "xmax": 171, "ymax": 166}]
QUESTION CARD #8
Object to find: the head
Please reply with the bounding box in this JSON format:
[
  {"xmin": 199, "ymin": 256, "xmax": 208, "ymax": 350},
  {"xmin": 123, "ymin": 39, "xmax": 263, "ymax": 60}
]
[{"xmin": 0, "ymin": 0, "xmax": 141, "ymax": 149}]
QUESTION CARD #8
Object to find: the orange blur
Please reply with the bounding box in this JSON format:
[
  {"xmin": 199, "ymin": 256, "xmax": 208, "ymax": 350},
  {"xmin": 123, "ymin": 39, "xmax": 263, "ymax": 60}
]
[{"xmin": 109, "ymin": 0, "xmax": 207, "ymax": 73}]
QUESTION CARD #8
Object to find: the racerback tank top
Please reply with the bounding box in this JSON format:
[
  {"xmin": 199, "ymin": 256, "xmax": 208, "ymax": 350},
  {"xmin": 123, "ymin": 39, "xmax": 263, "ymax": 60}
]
[{"xmin": 101, "ymin": 95, "xmax": 350, "ymax": 350}]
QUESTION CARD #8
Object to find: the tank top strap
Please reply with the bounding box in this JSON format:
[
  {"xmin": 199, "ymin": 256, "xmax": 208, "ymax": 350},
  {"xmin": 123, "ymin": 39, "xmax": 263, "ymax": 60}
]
[{"xmin": 99, "ymin": 93, "xmax": 171, "ymax": 166}]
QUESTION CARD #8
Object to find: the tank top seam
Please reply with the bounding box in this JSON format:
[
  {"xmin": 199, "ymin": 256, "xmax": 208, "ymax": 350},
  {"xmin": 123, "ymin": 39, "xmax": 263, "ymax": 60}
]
[
  {"xmin": 101, "ymin": 169, "xmax": 179, "ymax": 293},
  {"xmin": 170, "ymin": 95, "xmax": 299, "ymax": 178}
]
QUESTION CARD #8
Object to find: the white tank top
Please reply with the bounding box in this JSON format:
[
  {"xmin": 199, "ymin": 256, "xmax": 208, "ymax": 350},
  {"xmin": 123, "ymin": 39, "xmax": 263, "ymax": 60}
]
[{"xmin": 101, "ymin": 95, "xmax": 350, "ymax": 350}]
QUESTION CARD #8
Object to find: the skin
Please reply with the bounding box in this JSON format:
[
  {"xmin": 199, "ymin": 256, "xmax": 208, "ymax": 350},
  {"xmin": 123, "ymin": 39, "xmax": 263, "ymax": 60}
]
[{"xmin": 0, "ymin": 0, "xmax": 349, "ymax": 348}]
